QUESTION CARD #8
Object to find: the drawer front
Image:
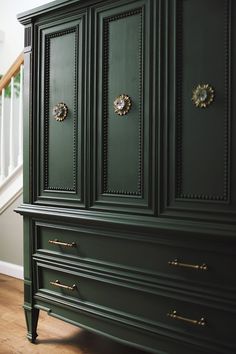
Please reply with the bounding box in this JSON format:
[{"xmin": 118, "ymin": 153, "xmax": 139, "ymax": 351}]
[
  {"xmin": 35, "ymin": 222, "xmax": 236, "ymax": 293},
  {"xmin": 36, "ymin": 262, "xmax": 236, "ymax": 351}
]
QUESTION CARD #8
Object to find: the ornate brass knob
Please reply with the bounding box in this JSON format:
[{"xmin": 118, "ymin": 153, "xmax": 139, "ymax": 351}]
[
  {"xmin": 52, "ymin": 102, "xmax": 68, "ymax": 121},
  {"xmin": 113, "ymin": 94, "xmax": 132, "ymax": 116},
  {"xmin": 192, "ymin": 84, "xmax": 214, "ymax": 108}
]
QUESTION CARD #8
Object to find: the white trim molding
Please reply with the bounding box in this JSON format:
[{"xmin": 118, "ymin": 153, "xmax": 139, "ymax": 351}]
[
  {"xmin": 0, "ymin": 260, "xmax": 23, "ymax": 279},
  {"xmin": 0, "ymin": 164, "xmax": 23, "ymax": 214}
]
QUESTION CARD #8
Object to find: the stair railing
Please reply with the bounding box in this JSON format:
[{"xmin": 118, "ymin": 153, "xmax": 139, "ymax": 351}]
[{"xmin": 0, "ymin": 53, "xmax": 24, "ymax": 184}]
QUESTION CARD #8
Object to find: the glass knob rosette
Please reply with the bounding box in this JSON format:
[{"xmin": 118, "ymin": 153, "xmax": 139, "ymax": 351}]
[
  {"xmin": 113, "ymin": 94, "xmax": 132, "ymax": 116},
  {"xmin": 52, "ymin": 102, "xmax": 68, "ymax": 121},
  {"xmin": 192, "ymin": 84, "xmax": 214, "ymax": 108}
]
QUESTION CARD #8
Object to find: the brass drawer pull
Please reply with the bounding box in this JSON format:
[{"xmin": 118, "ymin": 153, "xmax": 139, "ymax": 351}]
[
  {"xmin": 167, "ymin": 310, "xmax": 206, "ymax": 327},
  {"xmin": 168, "ymin": 258, "xmax": 208, "ymax": 271},
  {"xmin": 50, "ymin": 280, "xmax": 77, "ymax": 291},
  {"xmin": 48, "ymin": 239, "xmax": 77, "ymax": 248}
]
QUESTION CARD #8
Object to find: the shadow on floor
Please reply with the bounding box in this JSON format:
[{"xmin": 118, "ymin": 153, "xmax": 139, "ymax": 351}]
[{"xmin": 37, "ymin": 329, "xmax": 148, "ymax": 354}]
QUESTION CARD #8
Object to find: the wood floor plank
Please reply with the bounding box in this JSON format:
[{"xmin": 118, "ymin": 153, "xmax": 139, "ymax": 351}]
[{"xmin": 0, "ymin": 274, "xmax": 148, "ymax": 354}]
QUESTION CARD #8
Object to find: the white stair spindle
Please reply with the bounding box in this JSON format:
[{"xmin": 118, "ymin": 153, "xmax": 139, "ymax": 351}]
[
  {"xmin": 8, "ymin": 76, "xmax": 15, "ymax": 174},
  {"xmin": 18, "ymin": 64, "xmax": 24, "ymax": 165},
  {"xmin": 0, "ymin": 88, "xmax": 5, "ymax": 182}
]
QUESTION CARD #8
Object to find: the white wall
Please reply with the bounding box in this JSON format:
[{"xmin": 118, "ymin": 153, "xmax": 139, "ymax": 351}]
[
  {"xmin": 0, "ymin": 0, "xmax": 54, "ymax": 74},
  {"xmin": 0, "ymin": 0, "xmax": 54, "ymax": 277},
  {"xmin": 0, "ymin": 195, "xmax": 23, "ymax": 266}
]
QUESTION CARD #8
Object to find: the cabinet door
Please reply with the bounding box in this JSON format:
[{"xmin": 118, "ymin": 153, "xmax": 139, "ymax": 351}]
[
  {"xmin": 91, "ymin": 0, "xmax": 156, "ymax": 214},
  {"xmin": 36, "ymin": 14, "xmax": 86, "ymax": 207},
  {"xmin": 163, "ymin": 0, "xmax": 236, "ymax": 221}
]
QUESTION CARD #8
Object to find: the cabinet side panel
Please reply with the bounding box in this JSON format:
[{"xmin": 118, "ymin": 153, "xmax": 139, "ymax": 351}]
[{"xmin": 23, "ymin": 24, "xmax": 33, "ymax": 204}]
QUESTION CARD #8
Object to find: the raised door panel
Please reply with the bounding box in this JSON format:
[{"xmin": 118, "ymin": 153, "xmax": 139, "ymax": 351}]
[
  {"xmin": 163, "ymin": 0, "xmax": 236, "ymax": 221},
  {"xmin": 91, "ymin": 0, "xmax": 156, "ymax": 214},
  {"xmin": 36, "ymin": 14, "xmax": 86, "ymax": 207}
]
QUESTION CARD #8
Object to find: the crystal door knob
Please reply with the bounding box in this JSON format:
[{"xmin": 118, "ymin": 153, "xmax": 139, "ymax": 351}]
[
  {"xmin": 113, "ymin": 94, "xmax": 132, "ymax": 116},
  {"xmin": 52, "ymin": 102, "xmax": 68, "ymax": 121},
  {"xmin": 192, "ymin": 84, "xmax": 214, "ymax": 108}
]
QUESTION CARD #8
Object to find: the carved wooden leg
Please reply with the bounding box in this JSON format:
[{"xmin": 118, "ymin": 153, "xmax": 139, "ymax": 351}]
[{"xmin": 24, "ymin": 306, "xmax": 39, "ymax": 343}]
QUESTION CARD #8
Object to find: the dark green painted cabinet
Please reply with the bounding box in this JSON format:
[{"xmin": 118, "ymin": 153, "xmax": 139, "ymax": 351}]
[
  {"xmin": 92, "ymin": 1, "xmax": 153, "ymax": 213},
  {"xmin": 16, "ymin": 0, "xmax": 236, "ymax": 353},
  {"xmin": 38, "ymin": 14, "xmax": 86, "ymax": 206}
]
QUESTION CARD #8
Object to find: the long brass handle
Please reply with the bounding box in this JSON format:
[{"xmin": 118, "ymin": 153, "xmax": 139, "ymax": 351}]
[
  {"xmin": 48, "ymin": 239, "xmax": 77, "ymax": 248},
  {"xmin": 168, "ymin": 259, "xmax": 208, "ymax": 271},
  {"xmin": 50, "ymin": 280, "xmax": 77, "ymax": 291},
  {"xmin": 167, "ymin": 310, "xmax": 206, "ymax": 326}
]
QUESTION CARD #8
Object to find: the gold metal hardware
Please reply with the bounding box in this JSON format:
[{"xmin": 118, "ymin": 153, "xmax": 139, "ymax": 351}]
[
  {"xmin": 192, "ymin": 84, "xmax": 214, "ymax": 108},
  {"xmin": 168, "ymin": 259, "xmax": 208, "ymax": 271},
  {"xmin": 50, "ymin": 280, "xmax": 77, "ymax": 291},
  {"xmin": 48, "ymin": 239, "xmax": 77, "ymax": 248},
  {"xmin": 52, "ymin": 102, "xmax": 68, "ymax": 121},
  {"xmin": 113, "ymin": 94, "xmax": 132, "ymax": 116},
  {"xmin": 167, "ymin": 310, "xmax": 206, "ymax": 326}
]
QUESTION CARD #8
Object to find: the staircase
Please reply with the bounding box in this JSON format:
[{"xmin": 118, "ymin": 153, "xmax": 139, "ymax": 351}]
[{"xmin": 0, "ymin": 53, "xmax": 24, "ymax": 213}]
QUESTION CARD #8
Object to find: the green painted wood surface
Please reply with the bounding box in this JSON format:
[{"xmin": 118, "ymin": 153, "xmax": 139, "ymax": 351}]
[
  {"xmin": 178, "ymin": 0, "xmax": 227, "ymax": 199},
  {"xmin": 16, "ymin": 0, "xmax": 236, "ymax": 353},
  {"xmin": 48, "ymin": 30, "xmax": 76, "ymax": 189},
  {"xmin": 106, "ymin": 12, "xmax": 142, "ymax": 194},
  {"xmin": 93, "ymin": 0, "xmax": 154, "ymax": 214},
  {"xmin": 37, "ymin": 15, "xmax": 86, "ymax": 207}
]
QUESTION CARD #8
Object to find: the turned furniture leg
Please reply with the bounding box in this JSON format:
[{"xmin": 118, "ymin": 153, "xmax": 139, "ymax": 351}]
[{"xmin": 24, "ymin": 306, "xmax": 40, "ymax": 343}]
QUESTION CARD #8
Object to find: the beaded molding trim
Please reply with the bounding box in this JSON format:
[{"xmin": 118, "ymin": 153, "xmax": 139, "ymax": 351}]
[
  {"xmin": 43, "ymin": 27, "xmax": 78, "ymax": 192},
  {"xmin": 102, "ymin": 8, "xmax": 143, "ymax": 196},
  {"xmin": 175, "ymin": 0, "xmax": 231, "ymax": 202}
]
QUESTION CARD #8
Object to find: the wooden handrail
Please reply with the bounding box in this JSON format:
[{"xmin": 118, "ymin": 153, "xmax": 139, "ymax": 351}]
[{"xmin": 0, "ymin": 52, "xmax": 24, "ymax": 95}]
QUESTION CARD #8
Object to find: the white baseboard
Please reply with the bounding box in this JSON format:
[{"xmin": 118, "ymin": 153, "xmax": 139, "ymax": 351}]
[{"xmin": 0, "ymin": 261, "xmax": 23, "ymax": 279}]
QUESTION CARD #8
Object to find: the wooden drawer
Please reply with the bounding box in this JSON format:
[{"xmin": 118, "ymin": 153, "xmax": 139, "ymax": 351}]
[
  {"xmin": 36, "ymin": 262, "xmax": 236, "ymax": 352},
  {"xmin": 35, "ymin": 221, "xmax": 236, "ymax": 294}
]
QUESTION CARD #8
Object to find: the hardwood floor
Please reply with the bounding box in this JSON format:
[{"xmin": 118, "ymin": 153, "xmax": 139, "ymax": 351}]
[{"xmin": 0, "ymin": 274, "xmax": 148, "ymax": 354}]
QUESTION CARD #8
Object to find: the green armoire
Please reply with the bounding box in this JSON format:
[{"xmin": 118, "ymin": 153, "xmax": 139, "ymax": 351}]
[{"xmin": 16, "ymin": 0, "xmax": 236, "ymax": 353}]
